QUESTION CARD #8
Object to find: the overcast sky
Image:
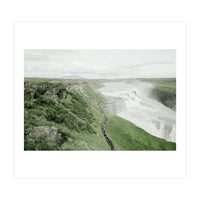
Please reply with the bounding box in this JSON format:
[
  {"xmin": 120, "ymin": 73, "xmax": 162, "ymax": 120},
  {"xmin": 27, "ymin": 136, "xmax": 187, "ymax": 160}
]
[{"xmin": 24, "ymin": 50, "xmax": 176, "ymax": 79}]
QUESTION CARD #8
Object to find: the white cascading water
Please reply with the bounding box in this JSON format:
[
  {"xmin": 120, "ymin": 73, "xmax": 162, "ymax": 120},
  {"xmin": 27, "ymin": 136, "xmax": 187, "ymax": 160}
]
[{"xmin": 98, "ymin": 80, "xmax": 176, "ymax": 142}]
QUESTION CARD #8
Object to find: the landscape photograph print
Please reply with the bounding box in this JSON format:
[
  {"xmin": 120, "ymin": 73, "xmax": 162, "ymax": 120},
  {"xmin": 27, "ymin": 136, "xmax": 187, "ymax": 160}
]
[{"xmin": 24, "ymin": 50, "xmax": 176, "ymax": 151}]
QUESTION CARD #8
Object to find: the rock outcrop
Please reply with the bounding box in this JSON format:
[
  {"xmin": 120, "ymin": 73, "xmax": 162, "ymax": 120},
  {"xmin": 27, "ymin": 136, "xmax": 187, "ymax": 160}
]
[
  {"xmin": 27, "ymin": 126, "xmax": 63, "ymax": 146},
  {"xmin": 24, "ymin": 82, "xmax": 68, "ymax": 101}
]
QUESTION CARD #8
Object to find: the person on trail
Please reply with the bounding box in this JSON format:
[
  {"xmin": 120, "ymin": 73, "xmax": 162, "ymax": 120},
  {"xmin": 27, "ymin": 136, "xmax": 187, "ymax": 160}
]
[
  {"xmin": 109, "ymin": 141, "xmax": 115, "ymax": 150},
  {"xmin": 98, "ymin": 102, "xmax": 116, "ymax": 151}
]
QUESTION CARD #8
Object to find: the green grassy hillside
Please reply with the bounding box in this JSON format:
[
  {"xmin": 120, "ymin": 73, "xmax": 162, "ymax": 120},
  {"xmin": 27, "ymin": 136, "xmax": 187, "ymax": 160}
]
[
  {"xmin": 105, "ymin": 115, "xmax": 175, "ymax": 150},
  {"xmin": 24, "ymin": 78, "xmax": 176, "ymax": 151}
]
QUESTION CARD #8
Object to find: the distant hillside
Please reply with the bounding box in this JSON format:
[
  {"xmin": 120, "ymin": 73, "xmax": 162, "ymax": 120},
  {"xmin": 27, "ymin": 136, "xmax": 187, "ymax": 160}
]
[
  {"xmin": 60, "ymin": 75, "xmax": 85, "ymax": 79},
  {"xmin": 148, "ymin": 78, "xmax": 176, "ymax": 110}
]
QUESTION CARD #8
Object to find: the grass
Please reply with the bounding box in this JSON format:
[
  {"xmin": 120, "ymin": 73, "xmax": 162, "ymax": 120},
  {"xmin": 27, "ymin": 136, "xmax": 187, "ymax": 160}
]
[{"xmin": 105, "ymin": 115, "xmax": 176, "ymax": 150}]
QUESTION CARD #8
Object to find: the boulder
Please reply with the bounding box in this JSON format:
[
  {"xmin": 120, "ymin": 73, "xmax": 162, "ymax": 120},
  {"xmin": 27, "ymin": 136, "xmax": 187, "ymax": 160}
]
[{"xmin": 28, "ymin": 126, "xmax": 63, "ymax": 146}]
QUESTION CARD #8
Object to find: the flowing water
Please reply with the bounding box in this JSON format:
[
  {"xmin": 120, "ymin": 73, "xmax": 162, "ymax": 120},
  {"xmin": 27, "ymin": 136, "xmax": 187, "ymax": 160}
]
[{"xmin": 98, "ymin": 80, "xmax": 176, "ymax": 142}]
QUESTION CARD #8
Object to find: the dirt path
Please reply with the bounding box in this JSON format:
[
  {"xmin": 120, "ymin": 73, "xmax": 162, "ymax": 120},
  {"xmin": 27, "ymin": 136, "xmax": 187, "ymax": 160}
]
[{"xmin": 98, "ymin": 102, "xmax": 116, "ymax": 151}]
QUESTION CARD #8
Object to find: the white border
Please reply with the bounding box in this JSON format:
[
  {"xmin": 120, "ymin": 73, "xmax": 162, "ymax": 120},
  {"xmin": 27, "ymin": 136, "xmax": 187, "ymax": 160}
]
[{"xmin": 15, "ymin": 22, "xmax": 185, "ymax": 178}]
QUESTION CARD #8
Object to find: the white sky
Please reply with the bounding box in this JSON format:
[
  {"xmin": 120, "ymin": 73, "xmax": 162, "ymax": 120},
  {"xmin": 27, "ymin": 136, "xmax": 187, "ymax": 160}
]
[{"xmin": 24, "ymin": 50, "xmax": 176, "ymax": 79}]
